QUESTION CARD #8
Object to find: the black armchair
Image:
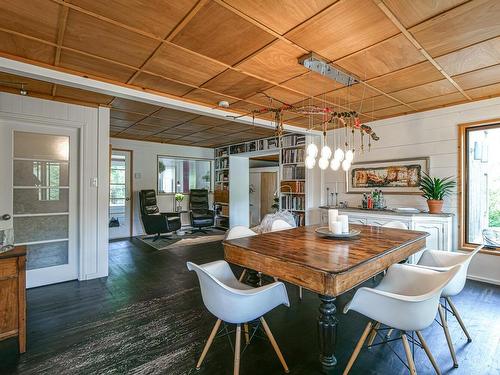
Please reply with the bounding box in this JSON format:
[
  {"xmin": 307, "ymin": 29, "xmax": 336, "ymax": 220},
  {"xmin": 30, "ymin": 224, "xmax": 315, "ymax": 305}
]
[
  {"xmin": 189, "ymin": 189, "xmax": 214, "ymax": 233},
  {"xmin": 139, "ymin": 190, "xmax": 181, "ymax": 241}
]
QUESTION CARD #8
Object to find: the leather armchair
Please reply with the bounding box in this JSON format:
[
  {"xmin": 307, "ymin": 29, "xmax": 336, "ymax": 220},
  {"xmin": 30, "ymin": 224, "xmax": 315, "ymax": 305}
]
[
  {"xmin": 139, "ymin": 190, "xmax": 181, "ymax": 241},
  {"xmin": 189, "ymin": 189, "xmax": 214, "ymax": 233}
]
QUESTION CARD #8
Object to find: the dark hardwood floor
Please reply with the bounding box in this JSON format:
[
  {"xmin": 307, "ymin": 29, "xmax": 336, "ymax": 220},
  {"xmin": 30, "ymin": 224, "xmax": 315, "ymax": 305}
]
[{"xmin": 0, "ymin": 238, "xmax": 498, "ymax": 374}]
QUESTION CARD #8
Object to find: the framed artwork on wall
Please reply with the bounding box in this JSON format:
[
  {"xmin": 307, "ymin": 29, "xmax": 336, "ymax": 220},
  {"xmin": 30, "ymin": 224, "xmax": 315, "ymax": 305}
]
[{"xmin": 346, "ymin": 157, "xmax": 430, "ymax": 194}]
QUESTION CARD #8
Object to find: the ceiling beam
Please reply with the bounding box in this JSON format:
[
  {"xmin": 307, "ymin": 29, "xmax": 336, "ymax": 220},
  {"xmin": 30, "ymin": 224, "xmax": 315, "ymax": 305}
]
[
  {"xmin": 0, "ymin": 56, "xmax": 314, "ymax": 135},
  {"xmin": 374, "ymin": 0, "xmax": 472, "ymax": 100},
  {"xmin": 51, "ymin": 4, "xmax": 69, "ymax": 97}
]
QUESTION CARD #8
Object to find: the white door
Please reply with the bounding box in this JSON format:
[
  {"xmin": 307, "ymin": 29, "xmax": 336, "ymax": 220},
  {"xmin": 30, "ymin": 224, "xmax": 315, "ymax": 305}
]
[
  {"xmin": 109, "ymin": 149, "xmax": 132, "ymax": 239},
  {"xmin": 0, "ymin": 121, "xmax": 78, "ymax": 288}
]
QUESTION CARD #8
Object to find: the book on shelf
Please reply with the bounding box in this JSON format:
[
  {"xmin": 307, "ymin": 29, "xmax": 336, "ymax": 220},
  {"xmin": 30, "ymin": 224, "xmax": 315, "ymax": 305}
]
[
  {"xmin": 281, "ymin": 148, "xmax": 305, "ymax": 164},
  {"xmin": 291, "ymin": 212, "xmax": 305, "ymax": 227},
  {"xmin": 281, "ymin": 134, "xmax": 306, "ymax": 148},
  {"xmin": 282, "ymin": 165, "xmax": 305, "ymax": 180},
  {"xmin": 281, "ymin": 195, "xmax": 305, "ymax": 211},
  {"xmin": 281, "ymin": 180, "xmax": 304, "ymax": 193}
]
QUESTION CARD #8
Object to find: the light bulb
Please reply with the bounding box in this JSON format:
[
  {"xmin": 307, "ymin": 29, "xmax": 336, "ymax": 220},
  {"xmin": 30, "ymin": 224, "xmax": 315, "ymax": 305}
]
[
  {"xmin": 345, "ymin": 149, "xmax": 354, "ymax": 162},
  {"xmin": 306, "ymin": 143, "xmax": 318, "ymax": 158},
  {"xmin": 330, "ymin": 158, "xmax": 341, "ymax": 171},
  {"xmin": 321, "ymin": 145, "xmax": 332, "ymax": 160},
  {"xmin": 334, "ymin": 148, "xmax": 344, "ymax": 162},
  {"xmin": 305, "ymin": 155, "xmax": 316, "ymax": 169},
  {"xmin": 318, "ymin": 157, "xmax": 329, "ymax": 170},
  {"xmin": 342, "ymin": 159, "xmax": 351, "ymax": 171}
]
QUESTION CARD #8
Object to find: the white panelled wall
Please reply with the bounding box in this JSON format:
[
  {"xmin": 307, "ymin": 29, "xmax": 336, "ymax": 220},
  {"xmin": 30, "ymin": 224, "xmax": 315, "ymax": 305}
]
[
  {"xmin": 323, "ymin": 97, "xmax": 500, "ymax": 285},
  {"xmin": 0, "ymin": 92, "xmax": 109, "ymax": 282},
  {"xmin": 109, "ymin": 137, "xmax": 214, "ymax": 236}
]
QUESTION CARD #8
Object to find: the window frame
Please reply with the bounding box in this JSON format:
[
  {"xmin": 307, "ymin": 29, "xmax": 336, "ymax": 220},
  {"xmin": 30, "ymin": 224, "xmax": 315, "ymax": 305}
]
[
  {"xmin": 157, "ymin": 155, "xmax": 213, "ymax": 195},
  {"xmin": 459, "ymin": 119, "xmax": 500, "ymax": 255}
]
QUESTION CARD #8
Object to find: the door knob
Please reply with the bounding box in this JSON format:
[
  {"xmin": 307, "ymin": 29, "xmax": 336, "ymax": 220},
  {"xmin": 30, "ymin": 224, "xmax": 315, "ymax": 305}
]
[
  {"xmin": 125, "ymin": 197, "xmax": 130, "ymax": 201},
  {"xmin": 1, "ymin": 214, "xmax": 11, "ymax": 221}
]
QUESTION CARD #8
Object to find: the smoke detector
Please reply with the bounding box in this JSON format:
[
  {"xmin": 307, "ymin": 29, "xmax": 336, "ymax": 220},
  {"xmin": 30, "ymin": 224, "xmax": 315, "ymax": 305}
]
[{"xmin": 218, "ymin": 100, "xmax": 230, "ymax": 108}]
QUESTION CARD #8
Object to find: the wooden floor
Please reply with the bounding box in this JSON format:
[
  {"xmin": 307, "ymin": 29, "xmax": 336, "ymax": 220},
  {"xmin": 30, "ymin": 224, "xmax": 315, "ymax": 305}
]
[{"xmin": 0, "ymin": 238, "xmax": 499, "ymax": 374}]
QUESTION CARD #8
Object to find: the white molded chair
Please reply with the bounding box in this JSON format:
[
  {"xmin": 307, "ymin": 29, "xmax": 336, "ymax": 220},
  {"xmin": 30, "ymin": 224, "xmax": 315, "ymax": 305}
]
[
  {"xmin": 187, "ymin": 260, "xmax": 290, "ymax": 375},
  {"xmin": 271, "ymin": 219, "xmax": 293, "ymax": 231},
  {"xmin": 413, "ymin": 245, "xmax": 483, "ymax": 368},
  {"xmin": 343, "ymin": 264, "xmax": 461, "ymax": 375},
  {"xmin": 382, "ymin": 220, "xmax": 408, "ymax": 229}
]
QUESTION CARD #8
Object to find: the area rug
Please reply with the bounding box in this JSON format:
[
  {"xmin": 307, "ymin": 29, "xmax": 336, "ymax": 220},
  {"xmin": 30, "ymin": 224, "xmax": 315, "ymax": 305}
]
[{"xmin": 137, "ymin": 229, "xmax": 226, "ymax": 250}]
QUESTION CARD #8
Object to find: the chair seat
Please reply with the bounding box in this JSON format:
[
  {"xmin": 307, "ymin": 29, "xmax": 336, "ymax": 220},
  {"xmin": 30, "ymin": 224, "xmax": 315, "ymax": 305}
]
[{"xmin": 192, "ymin": 212, "xmax": 213, "ymax": 220}]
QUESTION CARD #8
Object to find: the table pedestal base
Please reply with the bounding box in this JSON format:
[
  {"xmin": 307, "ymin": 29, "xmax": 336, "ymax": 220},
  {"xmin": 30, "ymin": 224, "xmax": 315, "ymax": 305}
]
[{"xmin": 318, "ymin": 294, "xmax": 338, "ymax": 371}]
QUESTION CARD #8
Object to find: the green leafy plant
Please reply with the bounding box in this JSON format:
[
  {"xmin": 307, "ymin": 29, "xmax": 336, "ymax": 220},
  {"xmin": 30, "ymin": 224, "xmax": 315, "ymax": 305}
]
[
  {"xmin": 175, "ymin": 193, "xmax": 184, "ymax": 202},
  {"xmin": 418, "ymin": 172, "xmax": 456, "ymax": 200}
]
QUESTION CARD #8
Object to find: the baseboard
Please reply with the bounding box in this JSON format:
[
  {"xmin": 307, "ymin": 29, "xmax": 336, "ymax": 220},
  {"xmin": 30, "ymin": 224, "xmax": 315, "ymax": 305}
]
[{"xmin": 467, "ymin": 274, "xmax": 500, "ymax": 286}]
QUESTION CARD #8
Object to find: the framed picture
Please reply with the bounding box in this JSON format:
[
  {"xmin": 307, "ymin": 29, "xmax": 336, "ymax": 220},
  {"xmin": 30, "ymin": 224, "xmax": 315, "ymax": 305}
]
[{"xmin": 346, "ymin": 157, "xmax": 430, "ymax": 194}]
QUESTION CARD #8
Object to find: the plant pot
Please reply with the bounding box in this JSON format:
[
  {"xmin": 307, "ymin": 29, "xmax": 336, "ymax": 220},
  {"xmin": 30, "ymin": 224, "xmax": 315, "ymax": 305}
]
[{"xmin": 427, "ymin": 199, "xmax": 444, "ymax": 214}]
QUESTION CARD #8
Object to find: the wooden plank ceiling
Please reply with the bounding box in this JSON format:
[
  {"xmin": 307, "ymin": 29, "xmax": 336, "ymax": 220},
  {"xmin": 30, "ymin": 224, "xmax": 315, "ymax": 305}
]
[{"xmin": 1, "ymin": 0, "xmax": 500, "ymax": 147}]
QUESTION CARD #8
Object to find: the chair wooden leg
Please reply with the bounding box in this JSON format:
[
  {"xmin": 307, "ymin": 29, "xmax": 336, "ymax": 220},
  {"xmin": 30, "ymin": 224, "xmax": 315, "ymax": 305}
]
[
  {"xmin": 238, "ymin": 269, "xmax": 247, "ymax": 282},
  {"xmin": 446, "ymin": 297, "xmax": 472, "ymax": 342},
  {"xmin": 416, "ymin": 331, "xmax": 441, "ymax": 375},
  {"xmin": 234, "ymin": 324, "xmax": 241, "ymax": 375},
  {"xmin": 367, "ymin": 322, "xmax": 380, "ymax": 347},
  {"xmin": 260, "ymin": 317, "xmax": 289, "ymax": 373},
  {"xmin": 343, "ymin": 321, "xmax": 373, "ymax": 375},
  {"xmin": 196, "ymin": 319, "xmax": 222, "ymax": 369},
  {"xmin": 438, "ymin": 304, "xmax": 458, "ymax": 368},
  {"xmin": 401, "ymin": 333, "xmax": 417, "ymax": 375},
  {"xmin": 243, "ymin": 323, "xmax": 250, "ymax": 345},
  {"xmin": 299, "ymin": 287, "xmax": 303, "ymax": 300}
]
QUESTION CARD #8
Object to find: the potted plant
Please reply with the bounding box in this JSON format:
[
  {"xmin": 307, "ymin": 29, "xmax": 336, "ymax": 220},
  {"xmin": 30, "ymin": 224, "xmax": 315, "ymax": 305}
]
[
  {"xmin": 174, "ymin": 193, "xmax": 184, "ymax": 212},
  {"xmin": 418, "ymin": 172, "xmax": 456, "ymax": 214}
]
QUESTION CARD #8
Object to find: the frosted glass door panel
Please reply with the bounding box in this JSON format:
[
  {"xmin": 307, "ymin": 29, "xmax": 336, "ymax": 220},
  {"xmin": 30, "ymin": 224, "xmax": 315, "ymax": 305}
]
[
  {"xmin": 13, "ymin": 188, "xmax": 69, "ymax": 214},
  {"xmin": 13, "ymin": 215, "xmax": 68, "ymax": 244},
  {"xmin": 26, "ymin": 241, "xmax": 68, "ymax": 270},
  {"xmin": 14, "ymin": 132, "xmax": 69, "ymax": 160},
  {"xmin": 14, "ymin": 160, "xmax": 69, "ymax": 186}
]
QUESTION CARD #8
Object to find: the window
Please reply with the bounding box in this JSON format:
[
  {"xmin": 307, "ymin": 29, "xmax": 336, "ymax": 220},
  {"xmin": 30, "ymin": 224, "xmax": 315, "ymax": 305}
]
[
  {"xmin": 460, "ymin": 122, "xmax": 500, "ymax": 251},
  {"xmin": 158, "ymin": 156, "xmax": 212, "ymax": 194},
  {"xmin": 110, "ymin": 155, "xmax": 126, "ymax": 207}
]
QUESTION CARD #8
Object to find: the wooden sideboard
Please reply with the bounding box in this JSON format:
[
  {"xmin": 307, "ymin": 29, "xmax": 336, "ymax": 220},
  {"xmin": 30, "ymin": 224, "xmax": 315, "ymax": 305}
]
[
  {"xmin": 320, "ymin": 207, "xmax": 453, "ymax": 263},
  {"xmin": 0, "ymin": 246, "xmax": 26, "ymax": 353}
]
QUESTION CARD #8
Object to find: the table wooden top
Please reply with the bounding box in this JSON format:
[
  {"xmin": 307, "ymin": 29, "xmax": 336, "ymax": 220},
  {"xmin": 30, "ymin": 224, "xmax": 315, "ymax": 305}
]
[{"xmin": 223, "ymin": 225, "xmax": 428, "ymax": 296}]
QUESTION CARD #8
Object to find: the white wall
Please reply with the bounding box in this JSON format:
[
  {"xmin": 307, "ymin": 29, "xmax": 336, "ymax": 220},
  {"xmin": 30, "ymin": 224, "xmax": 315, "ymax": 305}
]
[
  {"xmin": 0, "ymin": 92, "xmax": 109, "ymax": 282},
  {"xmin": 109, "ymin": 137, "xmax": 214, "ymax": 236},
  {"xmin": 323, "ymin": 97, "xmax": 500, "ymax": 285},
  {"xmin": 229, "ymin": 156, "xmax": 250, "ymax": 227}
]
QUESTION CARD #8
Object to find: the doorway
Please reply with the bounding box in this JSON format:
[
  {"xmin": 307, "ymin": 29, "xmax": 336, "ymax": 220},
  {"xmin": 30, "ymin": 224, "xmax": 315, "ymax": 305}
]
[
  {"xmin": 249, "ymin": 155, "xmax": 279, "ymax": 226},
  {"xmin": 109, "ymin": 149, "xmax": 133, "ymax": 239},
  {"xmin": 0, "ymin": 122, "xmax": 79, "ymax": 288}
]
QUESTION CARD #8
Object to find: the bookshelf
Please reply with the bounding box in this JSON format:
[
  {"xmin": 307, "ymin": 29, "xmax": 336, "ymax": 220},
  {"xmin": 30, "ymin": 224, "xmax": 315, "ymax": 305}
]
[
  {"xmin": 279, "ymin": 134, "xmax": 306, "ymax": 226},
  {"xmin": 213, "ymin": 133, "xmax": 308, "ymax": 228}
]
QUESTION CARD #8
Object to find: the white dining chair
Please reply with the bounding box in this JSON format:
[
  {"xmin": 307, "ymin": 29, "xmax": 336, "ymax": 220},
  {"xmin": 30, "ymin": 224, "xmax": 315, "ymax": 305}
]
[
  {"xmin": 271, "ymin": 219, "xmax": 293, "ymax": 231},
  {"xmin": 343, "ymin": 263, "xmax": 461, "ymax": 375},
  {"xmin": 413, "ymin": 244, "xmax": 484, "ymax": 368},
  {"xmin": 187, "ymin": 260, "xmax": 290, "ymax": 375},
  {"xmin": 225, "ymin": 226, "xmax": 257, "ymax": 282},
  {"xmin": 382, "ymin": 220, "xmax": 408, "ymax": 229}
]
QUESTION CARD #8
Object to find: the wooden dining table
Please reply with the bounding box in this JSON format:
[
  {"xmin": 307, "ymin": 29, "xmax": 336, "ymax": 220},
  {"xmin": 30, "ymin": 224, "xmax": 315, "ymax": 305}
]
[{"xmin": 223, "ymin": 224, "xmax": 429, "ymax": 372}]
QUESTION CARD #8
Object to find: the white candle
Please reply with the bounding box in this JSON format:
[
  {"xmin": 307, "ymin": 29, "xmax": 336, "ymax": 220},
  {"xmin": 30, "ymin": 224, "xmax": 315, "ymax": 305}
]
[
  {"xmin": 331, "ymin": 221, "xmax": 342, "ymax": 235},
  {"xmin": 328, "ymin": 209, "xmax": 338, "ymax": 232},
  {"xmin": 338, "ymin": 215, "xmax": 349, "ymax": 233}
]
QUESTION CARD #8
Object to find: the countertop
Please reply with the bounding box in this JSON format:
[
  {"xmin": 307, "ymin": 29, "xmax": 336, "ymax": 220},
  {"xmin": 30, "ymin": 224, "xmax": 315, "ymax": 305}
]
[{"xmin": 319, "ymin": 206, "xmax": 454, "ymax": 218}]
